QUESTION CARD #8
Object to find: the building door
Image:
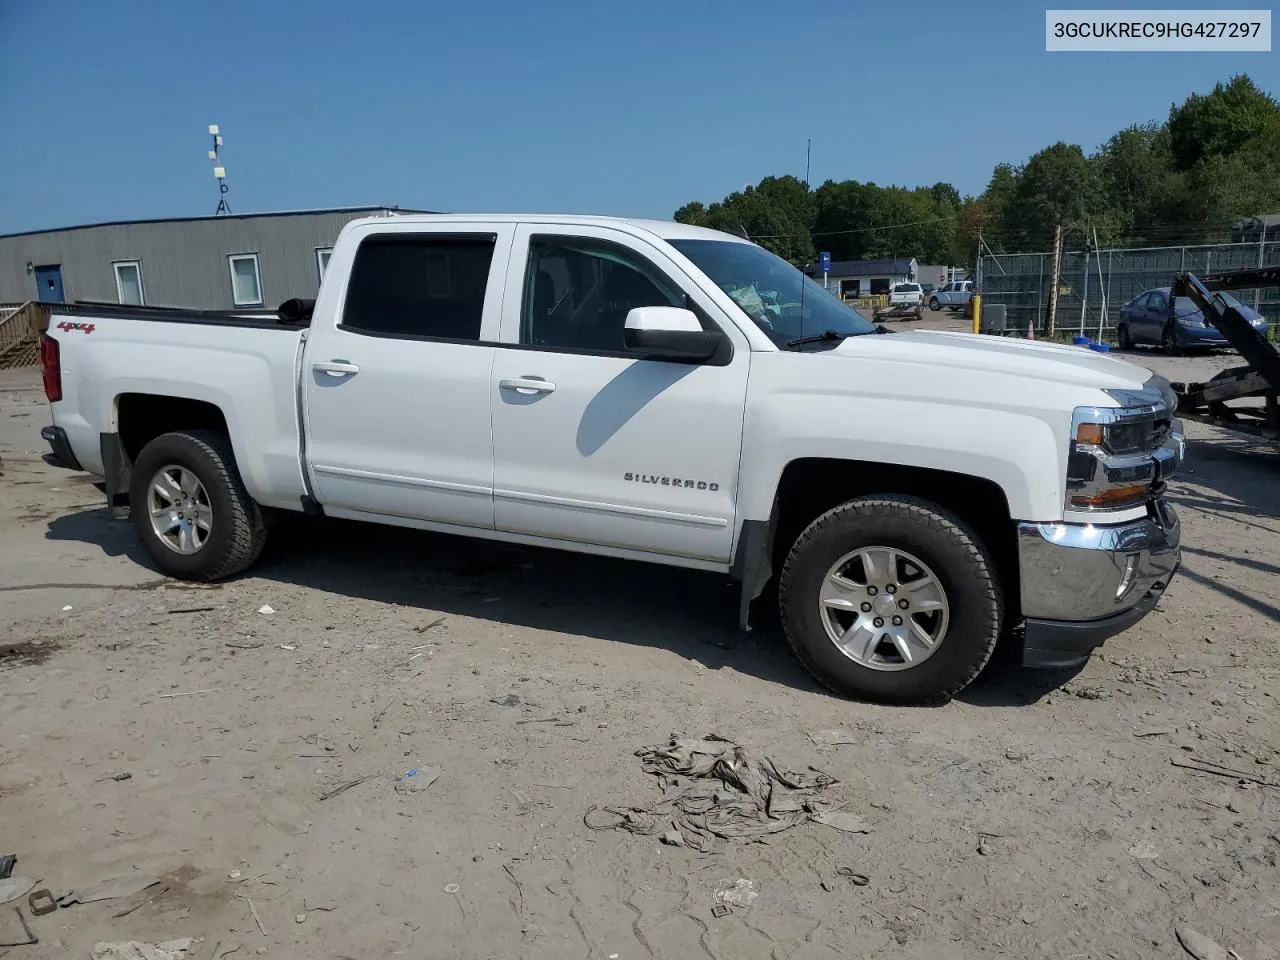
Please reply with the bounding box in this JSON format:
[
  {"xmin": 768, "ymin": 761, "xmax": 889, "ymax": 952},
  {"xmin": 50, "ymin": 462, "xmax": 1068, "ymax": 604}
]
[{"xmin": 34, "ymin": 265, "xmax": 64, "ymax": 303}]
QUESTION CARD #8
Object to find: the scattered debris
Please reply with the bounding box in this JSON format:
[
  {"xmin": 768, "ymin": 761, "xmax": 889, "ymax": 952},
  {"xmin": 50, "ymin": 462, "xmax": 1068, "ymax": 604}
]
[
  {"xmin": 27, "ymin": 889, "xmax": 55, "ymax": 916},
  {"xmin": 1135, "ymin": 728, "xmax": 1178, "ymax": 738},
  {"xmin": 1172, "ymin": 757, "xmax": 1279, "ymax": 788},
  {"xmin": 264, "ymin": 817, "xmax": 310, "ymax": 837},
  {"xmin": 225, "ymin": 641, "xmax": 264, "ymax": 650},
  {"xmin": 1128, "ymin": 840, "xmax": 1160, "ymax": 860},
  {"xmin": 277, "ymin": 644, "xmax": 296, "ymax": 651},
  {"xmin": 810, "ymin": 810, "xmax": 871, "ymax": 834},
  {"xmin": 157, "ymin": 688, "xmax": 221, "ymax": 699},
  {"xmin": 1175, "ymin": 925, "xmax": 1229, "ymax": 960},
  {"xmin": 710, "ymin": 904, "xmax": 730, "ymax": 918},
  {"xmin": 0, "ymin": 855, "xmax": 13, "ymax": 881},
  {"xmin": 303, "ymin": 900, "xmax": 336, "ymax": 913},
  {"xmin": 808, "ymin": 729, "xmax": 861, "ymax": 746},
  {"xmin": 319, "ymin": 776, "xmax": 372, "ymax": 801},
  {"xmin": 394, "ymin": 765, "xmax": 441, "ymax": 795},
  {"xmin": 295, "ymin": 913, "xmax": 306, "ymax": 924},
  {"xmin": 443, "ymin": 883, "xmax": 460, "ymax": 894},
  {"xmin": 166, "ymin": 606, "xmax": 215, "ymax": 615},
  {"xmin": 585, "ymin": 735, "xmax": 839, "ymax": 852},
  {"xmin": 61, "ymin": 605, "xmax": 73, "ymax": 612},
  {"xmin": 660, "ymin": 828, "xmax": 686, "ymax": 847},
  {"xmin": 836, "ymin": 867, "xmax": 870, "ymax": 887},
  {"xmin": 241, "ymin": 895, "xmax": 267, "ymax": 936},
  {"xmin": 1066, "ymin": 685, "xmax": 1109, "ymax": 701},
  {"xmin": 90, "ymin": 941, "xmax": 195, "ymax": 960},
  {"xmin": 57, "ymin": 875, "xmax": 160, "ymax": 907},
  {"xmin": 113, "ymin": 884, "xmax": 169, "ymax": 918},
  {"xmin": 257, "ymin": 605, "xmax": 275, "ymax": 615},
  {"xmin": 0, "ymin": 878, "xmax": 36, "ymax": 906},
  {"xmin": 414, "ymin": 617, "xmax": 446, "ymax": 633},
  {"xmin": 0, "ymin": 907, "xmax": 37, "ymax": 948},
  {"xmin": 95, "ymin": 772, "xmax": 133, "ymax": 782},
  {"xmin": 490, "ymin": 694, "xmax": 522, "ymax": 707},
  {"xmin": 714, "ymin": 878, "xmax": 758, "ymax": 908}
]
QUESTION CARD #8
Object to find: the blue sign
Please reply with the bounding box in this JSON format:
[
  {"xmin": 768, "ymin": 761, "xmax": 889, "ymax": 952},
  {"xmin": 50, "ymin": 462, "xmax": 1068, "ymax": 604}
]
[{"xmin": 819, "ymin": 251, "xmax": 831, "ymax": 273}]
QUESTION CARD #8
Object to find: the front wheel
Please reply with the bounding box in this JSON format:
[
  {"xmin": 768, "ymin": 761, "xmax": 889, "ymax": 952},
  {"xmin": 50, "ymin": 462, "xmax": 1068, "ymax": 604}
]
[
  {"xmin": 778, "ymin": 496, "xmax": 1002, "ymax": 706},
  {"xmin": 129, "ymin": 429, "xmax": 267, "ymax": 581},
  {"xmin": 1162, "ymin": 326, "xmax": 1181, "ymax": 356}
]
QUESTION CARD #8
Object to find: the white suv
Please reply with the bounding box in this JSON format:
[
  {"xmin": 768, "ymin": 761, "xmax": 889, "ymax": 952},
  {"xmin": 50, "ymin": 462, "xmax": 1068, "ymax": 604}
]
[{"xmin": 929, "ymin": 280, "xmax": 973, "ymax": 312}]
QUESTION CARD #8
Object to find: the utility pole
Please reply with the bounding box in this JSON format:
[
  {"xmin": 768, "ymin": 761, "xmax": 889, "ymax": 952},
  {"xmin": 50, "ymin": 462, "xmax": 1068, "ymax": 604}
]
[
  {"xmin": 805, "ymin": 139, "xmax": 812, "ymax": 187},
  {"xmin": 1047, "ymin": 224, "xmax": 1063, "ymax": 338}
]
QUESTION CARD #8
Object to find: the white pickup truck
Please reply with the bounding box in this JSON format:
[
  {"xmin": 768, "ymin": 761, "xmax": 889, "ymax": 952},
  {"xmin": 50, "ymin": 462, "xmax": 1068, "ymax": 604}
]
[{"xmin": 39, "ymin": 214, "xmax": 1183, "ymax": 705}]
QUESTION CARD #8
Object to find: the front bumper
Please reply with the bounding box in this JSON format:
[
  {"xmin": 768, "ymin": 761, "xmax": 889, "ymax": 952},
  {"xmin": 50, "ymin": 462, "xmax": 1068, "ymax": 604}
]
[
  {"xmin": 1017, "ymin": 501, "xmax": 1180, "ymax": 668},
  {"xmin": 41, "ymin": 425, "xmax": 84, "ymax": 472}
]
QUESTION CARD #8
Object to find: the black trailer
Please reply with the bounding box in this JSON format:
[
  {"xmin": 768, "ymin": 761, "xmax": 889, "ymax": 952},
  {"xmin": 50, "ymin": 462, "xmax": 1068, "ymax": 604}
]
[{"xmin": 1167, "ymin": 267, "xmax": 1280, "ymax": 443}]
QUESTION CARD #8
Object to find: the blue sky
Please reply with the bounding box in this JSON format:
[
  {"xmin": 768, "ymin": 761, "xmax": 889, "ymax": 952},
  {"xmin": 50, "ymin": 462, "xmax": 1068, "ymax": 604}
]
[{"xmin": 1, "ymin": 1, "xmax": 1275, "ymax": 234}]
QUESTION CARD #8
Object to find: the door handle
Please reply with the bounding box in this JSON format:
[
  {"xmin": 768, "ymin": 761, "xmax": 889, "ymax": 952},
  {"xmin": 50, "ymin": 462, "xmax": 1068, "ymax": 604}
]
[
  {"xmin": 314, "ymin": 360, "xmax": 360, "ymax": 377},
  {"xmin": 499, "ymin": 377, "xmax": 556, "ymax": 395}
]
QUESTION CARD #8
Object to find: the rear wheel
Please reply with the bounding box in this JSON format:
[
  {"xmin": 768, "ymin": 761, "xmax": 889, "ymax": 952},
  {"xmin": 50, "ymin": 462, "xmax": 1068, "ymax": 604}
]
[
  {"xmin": 778, "ymin": 496, "xmax": 1002, "ymax": 706},
  {"xmin": 129, "ymin": 429, "xmax": 267, "ymax": 581},
  {"xmin": 929, "ymin": 297, "xmax": 941, "ymax": 311},
  {"xmin": 1117, "ymin": 324, "xmax": 1132, "ymax": 350}
]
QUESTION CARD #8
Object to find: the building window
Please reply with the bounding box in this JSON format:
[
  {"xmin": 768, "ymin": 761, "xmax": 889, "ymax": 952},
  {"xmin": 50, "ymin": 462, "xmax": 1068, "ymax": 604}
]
[
  {"xmin": 113, "ymin": 261, "xmax": 145, "ymax": 305},
  {"xmin": 228, "ymin": 253, "xmax": 263, "ymax": 306},
  {"xmin": 341, "ymin": 234, "xmax": 496, "ymax": 341},
  {"xmin": 316, "ymin": 247, "xmax": 333, "ymax": 283}
]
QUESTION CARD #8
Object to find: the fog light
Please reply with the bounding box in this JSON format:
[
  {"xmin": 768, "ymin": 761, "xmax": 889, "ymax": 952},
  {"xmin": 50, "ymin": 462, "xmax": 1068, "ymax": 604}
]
[{"xmin": 1116, "ymin": 553, "xmax": 1140, "ymax": 601}]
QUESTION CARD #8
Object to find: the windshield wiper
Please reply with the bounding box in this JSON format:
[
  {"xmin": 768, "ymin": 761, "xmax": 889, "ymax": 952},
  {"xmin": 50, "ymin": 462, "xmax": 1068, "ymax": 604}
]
[{"xmin": 786, "ymin": 329, "xmax": 849, "ymax": 348}]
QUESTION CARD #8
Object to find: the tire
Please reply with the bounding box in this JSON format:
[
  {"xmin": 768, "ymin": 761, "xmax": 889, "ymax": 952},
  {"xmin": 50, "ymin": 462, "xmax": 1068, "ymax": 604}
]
[
  {"xmin": 914, "ymin": 306, "xmax": 924, "ymax": 321},
  {"xmin": 929, "ymin": 297, "xmax": 941, "ymax": 312},
  {"xmin": 1117, "ymin": 324, "xmax": 1132, "ymax": 350},
  {"xmin": 129, "ymin": 429, "xmax": 267, "ymax": 581},
  {"xmin": 778, "ymin": 495, "xmax": 1002, "ymax": 706},
  {"xmin": 1162, "ymin": 326, "xmax": 1180, "ymax": 356}
]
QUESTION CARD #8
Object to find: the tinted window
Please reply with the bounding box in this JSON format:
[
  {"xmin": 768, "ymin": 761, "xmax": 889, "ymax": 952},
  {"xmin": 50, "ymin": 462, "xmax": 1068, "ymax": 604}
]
[
  {"xmin": 896, "ymin": 283, "xmax": 921, "ymax": 292},
  {"xmin": 522, "ymin": 237, "xmax": 683, "ymax": 351},
  {"xmin": 342, "ymin": 235, "xmax": 495, "ymax": 340}
]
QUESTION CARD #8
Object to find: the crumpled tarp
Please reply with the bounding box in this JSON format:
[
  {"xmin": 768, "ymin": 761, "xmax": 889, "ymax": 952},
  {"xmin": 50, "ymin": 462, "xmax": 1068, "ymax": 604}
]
[{"xmin": 586, "ymin": 734, "xmax": 847, "ymax": 852}]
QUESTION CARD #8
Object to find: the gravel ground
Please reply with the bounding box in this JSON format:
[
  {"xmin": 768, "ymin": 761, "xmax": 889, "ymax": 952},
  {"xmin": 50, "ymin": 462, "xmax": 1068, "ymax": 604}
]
[{"xmin": 1, "ymin": 357, "xmax": 1278, "ymax": 960}]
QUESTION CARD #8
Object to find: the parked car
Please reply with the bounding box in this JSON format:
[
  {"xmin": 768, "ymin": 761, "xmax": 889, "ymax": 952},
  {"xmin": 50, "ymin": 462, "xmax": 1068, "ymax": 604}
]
[
  {"xmin": 874, "ymin": 282, "xmax": 924, "ymax": 321},
  {"xmin": 1116, "ymin": 286, "xmax": 1269, "ymax": 353},
  {"xmin": 39, "ymin": 214, "xmax": 1183, "ymax": 706},
  {"xmin": 929, "ymin": 280, "xmax": 973, "ymax": 312}
]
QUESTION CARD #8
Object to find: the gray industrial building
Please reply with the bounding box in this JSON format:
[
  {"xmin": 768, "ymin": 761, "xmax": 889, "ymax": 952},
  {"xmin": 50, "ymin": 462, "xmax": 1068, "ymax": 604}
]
[{"xmin": 0, "ymin": 206, "xmax": 429, "ymax": 311}]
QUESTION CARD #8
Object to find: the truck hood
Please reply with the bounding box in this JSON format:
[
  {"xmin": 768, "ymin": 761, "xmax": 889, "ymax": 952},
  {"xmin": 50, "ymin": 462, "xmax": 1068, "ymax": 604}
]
[{"xmin": 829, "ymin": 329, "xmax": 1151, "ymax": 391}]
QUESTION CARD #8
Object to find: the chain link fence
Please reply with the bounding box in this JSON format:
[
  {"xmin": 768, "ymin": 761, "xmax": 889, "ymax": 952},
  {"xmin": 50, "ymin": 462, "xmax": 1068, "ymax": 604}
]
[{"xmin": 978, "ymin": 240, "xmax": 1280, "ymax": 340}]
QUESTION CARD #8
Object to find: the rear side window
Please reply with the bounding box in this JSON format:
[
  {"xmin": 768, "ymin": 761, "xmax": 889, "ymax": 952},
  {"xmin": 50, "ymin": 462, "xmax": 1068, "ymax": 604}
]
[{"xmin": 342, "ymin": 234, "xmax": 495, "ymax": 340}]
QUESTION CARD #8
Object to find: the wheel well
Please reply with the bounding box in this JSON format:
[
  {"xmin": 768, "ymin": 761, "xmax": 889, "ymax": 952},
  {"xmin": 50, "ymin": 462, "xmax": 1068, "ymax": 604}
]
[
  {"xmin": 770, "ymin": 458, "xmax": 1019, "ymax": 610},
  {"xmin": 116, "ymin": 394, "xmax": 230, "ymax": 463}
]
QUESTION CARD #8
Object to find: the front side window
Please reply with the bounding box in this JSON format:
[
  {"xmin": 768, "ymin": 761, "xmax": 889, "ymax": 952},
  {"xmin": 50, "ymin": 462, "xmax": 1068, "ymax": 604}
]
[
  {"xmin": 342, "ymin": 234, "xmax": 495, "ymax": 340},
  {"xmin": 670, "ymin": 239, "xmax": 876, "ymax": 348},
  {"xmin": 521, "ymin": 236, "xmax": 684, "ymax": 351},
  {"xmin": 113, "ymin": 260, "xmax": 145, "ymax": 305},
  {"xmin": 228, "ymin": 254, "xmax": 263, "ymax": 306}
]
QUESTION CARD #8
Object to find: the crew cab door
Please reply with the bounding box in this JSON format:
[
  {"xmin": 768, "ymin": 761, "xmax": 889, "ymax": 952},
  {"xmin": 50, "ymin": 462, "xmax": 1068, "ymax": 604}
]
[
  {"xmin": 489, "ymin": 224, "xmax": 750, "ymax": 564},
  {"xmin": 302, "ymin": 222, "xmax": 514, "ymax": 529}
]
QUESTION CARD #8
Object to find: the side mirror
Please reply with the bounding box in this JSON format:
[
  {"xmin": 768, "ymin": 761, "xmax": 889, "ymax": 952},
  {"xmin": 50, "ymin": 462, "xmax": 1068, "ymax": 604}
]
[{"xmin": 623, "ymin": 307, "xmax": 724, "ymax": 362}]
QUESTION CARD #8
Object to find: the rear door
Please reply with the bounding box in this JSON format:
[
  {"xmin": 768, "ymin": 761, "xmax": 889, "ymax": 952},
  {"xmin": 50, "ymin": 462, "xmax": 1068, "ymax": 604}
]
[
  {"xmin": 488, "ymin": 224, "xmax": 750, "ymax": 564},
  {"xmin": 303, "ymin": 222, "xmax": 514, "ymax": 529}
]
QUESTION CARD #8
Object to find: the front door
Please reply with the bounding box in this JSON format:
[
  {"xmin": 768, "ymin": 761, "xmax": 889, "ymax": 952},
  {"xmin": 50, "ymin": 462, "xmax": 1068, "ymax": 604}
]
[
  {"xmin": 303, "ymin": 224, "xmax": 514, "ymax": 530},
  {"xmin": 34, "ymin": 265, "xmax": 64, "ymax": 303},
  {"xmin": 489, "ymin": 224, "xmax": 750, "ymax": 564}
]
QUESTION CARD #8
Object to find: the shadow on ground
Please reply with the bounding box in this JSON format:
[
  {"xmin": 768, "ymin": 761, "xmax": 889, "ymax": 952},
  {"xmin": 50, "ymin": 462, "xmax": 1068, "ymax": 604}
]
[{"xmin": 47, "ymin": 507, "xmax": 1073, "ymax": 707}]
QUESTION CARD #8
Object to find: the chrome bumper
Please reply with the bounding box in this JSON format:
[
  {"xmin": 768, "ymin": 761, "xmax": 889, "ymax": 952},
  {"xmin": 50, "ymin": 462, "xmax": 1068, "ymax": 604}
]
[{"xmin": 1016, "ymin": 501, "xmax": 1180, "ymax": 667}]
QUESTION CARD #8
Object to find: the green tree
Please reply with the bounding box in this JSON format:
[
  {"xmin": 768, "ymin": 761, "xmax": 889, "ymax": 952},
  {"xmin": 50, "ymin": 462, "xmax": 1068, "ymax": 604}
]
[
  {"xmin": 1167, "ymin": 73, "xmax": 1278, "ymax": 171},
  {"xmin": 1004, "ymin": 143, "xmax": 1104, "ymax": 250}
]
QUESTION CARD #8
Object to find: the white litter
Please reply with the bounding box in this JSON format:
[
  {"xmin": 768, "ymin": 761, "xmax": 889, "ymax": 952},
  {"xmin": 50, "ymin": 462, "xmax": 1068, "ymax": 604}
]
[
  {"xmin": 90, "ymin": 940, "xmax": 195, "ymax": 960},
  {"xmin": 714, "ymin": 878, "xmax": 759, "ymax": 908},
  {"xmin": 62, "ymin": 605, "xmax": 73, "ymax": 612},
  {"xmin": 257, "ymin": 604, "xmax": 275, "ymax": 615}
]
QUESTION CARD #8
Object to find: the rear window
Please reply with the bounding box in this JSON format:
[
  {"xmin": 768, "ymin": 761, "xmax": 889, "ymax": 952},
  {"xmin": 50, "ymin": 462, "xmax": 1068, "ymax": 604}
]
[
  {"xmin": 895, "ymin": 283, "xmax": 921, "ymax": 292},
  {"xmin": 342, "ymin": 234, "xmax": 496, "ymax": 340}
]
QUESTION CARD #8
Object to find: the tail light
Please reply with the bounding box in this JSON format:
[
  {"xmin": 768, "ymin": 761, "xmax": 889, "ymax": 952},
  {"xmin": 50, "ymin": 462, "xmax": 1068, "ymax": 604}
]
[{"xmin": 41, "ymin": 334, "xmax": 62, "ymax": 403}]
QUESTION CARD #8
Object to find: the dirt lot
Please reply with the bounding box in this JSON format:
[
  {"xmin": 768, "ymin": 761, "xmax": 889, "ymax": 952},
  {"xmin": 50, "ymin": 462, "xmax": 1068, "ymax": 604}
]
[{"xmin": 1, "ymin": 354, "xmax": 1278, "ymax": 960}]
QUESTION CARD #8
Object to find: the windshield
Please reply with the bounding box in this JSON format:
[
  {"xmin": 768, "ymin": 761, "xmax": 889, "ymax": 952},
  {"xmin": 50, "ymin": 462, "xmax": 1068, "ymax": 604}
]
[
  {"xmin": 669, "ymin": 239, "xmax": 877, "ymax": 347},
  {"xmin": 1173, "ymin": 293, "xmax": 1255, "ymax": 323}
]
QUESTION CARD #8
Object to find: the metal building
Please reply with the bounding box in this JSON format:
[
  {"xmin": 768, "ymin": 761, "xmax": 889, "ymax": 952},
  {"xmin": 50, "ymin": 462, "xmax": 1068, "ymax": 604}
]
[{"xmin": 0, "ymin": 207, "xmax": 430, "ymax": 311}]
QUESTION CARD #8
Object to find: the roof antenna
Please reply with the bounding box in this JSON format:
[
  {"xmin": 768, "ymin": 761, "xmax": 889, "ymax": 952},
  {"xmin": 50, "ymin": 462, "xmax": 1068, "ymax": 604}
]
[{"xmin": 207, "ymin": 124, "xmax": 231, "ymax": 215}]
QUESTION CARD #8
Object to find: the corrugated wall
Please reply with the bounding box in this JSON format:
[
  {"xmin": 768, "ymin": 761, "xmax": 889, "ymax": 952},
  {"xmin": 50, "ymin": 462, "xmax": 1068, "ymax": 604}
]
[{"xmin": 0, "ymin": 209, "xmax": 401, "ymax": 309}]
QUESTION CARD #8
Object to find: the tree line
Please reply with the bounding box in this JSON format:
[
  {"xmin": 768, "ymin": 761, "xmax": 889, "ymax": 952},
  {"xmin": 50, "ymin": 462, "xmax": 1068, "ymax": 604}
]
[{"xmin": 673, "ymin": 74, "xmax": 1280, "ymax": 267}]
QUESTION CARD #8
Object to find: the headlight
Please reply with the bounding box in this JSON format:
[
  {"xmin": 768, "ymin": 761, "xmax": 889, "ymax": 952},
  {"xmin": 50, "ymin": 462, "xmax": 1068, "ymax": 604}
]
[{"xmin": 1067, "ymin": 392, "xmax": 1181, "ymax": 512}]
